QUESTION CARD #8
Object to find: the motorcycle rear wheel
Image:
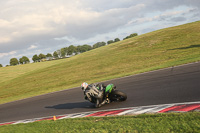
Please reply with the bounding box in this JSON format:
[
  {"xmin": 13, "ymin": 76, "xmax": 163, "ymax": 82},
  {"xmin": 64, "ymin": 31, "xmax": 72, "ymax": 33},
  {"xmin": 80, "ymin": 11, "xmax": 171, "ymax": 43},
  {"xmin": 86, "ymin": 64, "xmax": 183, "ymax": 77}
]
[{"xmin": 110, "ymin": 90, "xmax": 127, "ymax": 101}]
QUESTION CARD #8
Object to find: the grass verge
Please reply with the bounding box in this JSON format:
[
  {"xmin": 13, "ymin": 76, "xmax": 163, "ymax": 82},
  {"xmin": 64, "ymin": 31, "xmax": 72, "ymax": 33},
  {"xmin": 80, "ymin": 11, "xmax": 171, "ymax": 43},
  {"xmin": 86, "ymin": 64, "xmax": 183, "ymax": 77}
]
[{"xmin": 0, "ymin": 112, "xmax": 200, "ymax": 133}]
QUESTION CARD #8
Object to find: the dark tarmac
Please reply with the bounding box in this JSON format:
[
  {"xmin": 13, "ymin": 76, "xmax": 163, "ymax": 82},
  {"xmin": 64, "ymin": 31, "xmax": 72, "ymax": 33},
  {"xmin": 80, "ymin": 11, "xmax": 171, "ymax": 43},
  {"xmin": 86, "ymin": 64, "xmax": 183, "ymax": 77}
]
[{"xmin": 0, "ymin": 62, "xmax": 200, "ymax": 123}]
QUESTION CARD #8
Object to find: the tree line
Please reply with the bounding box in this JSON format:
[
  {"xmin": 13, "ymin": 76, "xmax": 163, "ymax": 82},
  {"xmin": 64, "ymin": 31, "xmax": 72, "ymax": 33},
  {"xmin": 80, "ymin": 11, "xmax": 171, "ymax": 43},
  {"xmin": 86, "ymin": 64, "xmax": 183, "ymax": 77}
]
[{"xmin": 0, "ymin": 33, "xmax": 138, "ymax": 67}]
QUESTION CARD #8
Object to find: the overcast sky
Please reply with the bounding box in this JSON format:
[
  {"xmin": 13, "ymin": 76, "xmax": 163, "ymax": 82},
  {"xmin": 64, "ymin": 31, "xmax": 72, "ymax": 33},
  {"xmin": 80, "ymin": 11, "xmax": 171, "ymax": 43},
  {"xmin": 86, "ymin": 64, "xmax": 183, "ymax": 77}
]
[{"xmin": 0, "ymin": 0, "xmax": 199, "ymax": 66}]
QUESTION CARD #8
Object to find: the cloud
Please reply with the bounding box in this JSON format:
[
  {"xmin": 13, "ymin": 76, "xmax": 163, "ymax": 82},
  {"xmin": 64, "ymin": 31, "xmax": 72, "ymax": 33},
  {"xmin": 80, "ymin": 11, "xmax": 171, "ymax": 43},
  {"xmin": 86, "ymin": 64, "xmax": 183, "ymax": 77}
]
[
  {"xmin": 170, "ymin": 17, "xmax": 187, "ymax": 22},
  {"xmin": 0, "ymin": 1, "xmax": 199, "ymax": 46},
  {"xmin": 0, "ymin": 1, "xmax": 146, "ymax": 53},
  {"xmin": 0, "ymin": 51, "xmax": 17, "ymax": 58},
  {"xmin": 28, "ymin": 45, "xmax": 37, "ymax": 50},
  {"xmin": 127, "ymin": 6, "xmax": 198, "ymax": 26}
]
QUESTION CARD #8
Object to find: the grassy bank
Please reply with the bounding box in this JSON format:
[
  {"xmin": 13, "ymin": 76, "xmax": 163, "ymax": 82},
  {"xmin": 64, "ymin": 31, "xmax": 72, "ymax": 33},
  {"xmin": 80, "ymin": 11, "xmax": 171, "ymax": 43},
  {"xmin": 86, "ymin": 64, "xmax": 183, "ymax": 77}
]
[
  {"xmin": 0, "ymin": 21, "xmax": 200, "ymax": 104},
  {"xmin": 1, "ymin": 112, "xmax": 200, "ymax": 133}
]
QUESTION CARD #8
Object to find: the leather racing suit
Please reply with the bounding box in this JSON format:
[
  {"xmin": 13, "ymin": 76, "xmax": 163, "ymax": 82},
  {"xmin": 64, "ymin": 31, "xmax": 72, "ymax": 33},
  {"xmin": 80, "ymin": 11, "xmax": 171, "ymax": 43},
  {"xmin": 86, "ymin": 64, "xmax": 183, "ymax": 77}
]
[{"xmin": 84, "ymin": 83, "xmax": 107, "ymax": 108}]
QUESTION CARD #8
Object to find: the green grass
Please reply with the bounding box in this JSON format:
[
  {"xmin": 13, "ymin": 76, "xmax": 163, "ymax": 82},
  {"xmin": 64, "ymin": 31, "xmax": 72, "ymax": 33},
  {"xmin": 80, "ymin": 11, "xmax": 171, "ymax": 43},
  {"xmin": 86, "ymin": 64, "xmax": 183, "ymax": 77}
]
[
  {"xmin": 1, "ymin": 113, "xmax": 200, "ymax": 133},
  {"xmin": 0, "ymin": 59, "xmax": 65, "ymax": 83},
  {"xmin": 0, "ymin": 21, "xmax": 200, "ymax": 104}
]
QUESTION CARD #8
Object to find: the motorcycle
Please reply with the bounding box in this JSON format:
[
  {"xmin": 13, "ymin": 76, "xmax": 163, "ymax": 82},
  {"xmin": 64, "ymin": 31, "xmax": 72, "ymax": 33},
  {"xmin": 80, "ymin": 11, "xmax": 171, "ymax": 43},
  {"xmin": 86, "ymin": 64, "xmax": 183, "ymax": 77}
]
[{"xmin": 89, "ymin": 83, "xmax": 127, "ymax": 107}]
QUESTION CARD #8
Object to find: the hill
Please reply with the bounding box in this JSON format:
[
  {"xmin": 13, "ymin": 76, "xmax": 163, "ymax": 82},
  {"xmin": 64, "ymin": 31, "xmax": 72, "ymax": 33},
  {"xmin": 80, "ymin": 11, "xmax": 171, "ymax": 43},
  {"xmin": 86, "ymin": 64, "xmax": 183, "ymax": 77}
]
[{"xmin": 0, "ymin": 21, "xmax": 200, "ymax": 104}]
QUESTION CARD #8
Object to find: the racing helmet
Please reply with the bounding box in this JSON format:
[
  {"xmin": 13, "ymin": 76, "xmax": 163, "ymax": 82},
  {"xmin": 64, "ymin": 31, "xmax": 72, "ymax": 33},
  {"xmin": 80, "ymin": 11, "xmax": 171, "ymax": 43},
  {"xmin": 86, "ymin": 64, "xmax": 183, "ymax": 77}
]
[{"xmin": 81, "ymin": 82, "xmax": 88, "ymax": 91}]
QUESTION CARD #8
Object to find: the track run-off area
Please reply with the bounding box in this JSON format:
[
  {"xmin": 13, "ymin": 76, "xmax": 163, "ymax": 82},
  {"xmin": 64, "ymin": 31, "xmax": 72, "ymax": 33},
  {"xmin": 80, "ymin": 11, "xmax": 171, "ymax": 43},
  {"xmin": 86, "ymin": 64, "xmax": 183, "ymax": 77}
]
[{"xmin": 0, "ymin": 62, "xmax": 200, "ymax": 124}]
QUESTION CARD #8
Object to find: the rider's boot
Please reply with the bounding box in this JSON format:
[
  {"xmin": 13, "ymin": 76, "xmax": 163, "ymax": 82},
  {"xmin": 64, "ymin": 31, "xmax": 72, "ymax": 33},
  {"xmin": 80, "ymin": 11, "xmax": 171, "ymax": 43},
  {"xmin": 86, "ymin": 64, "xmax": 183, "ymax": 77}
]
[
  {"xmin": 106, "ymin": 98, "xmax": 110, "ymax": 104},
  {"xmin": 95, "ymin": 99, "xmax": 107, "ymax": 108}
]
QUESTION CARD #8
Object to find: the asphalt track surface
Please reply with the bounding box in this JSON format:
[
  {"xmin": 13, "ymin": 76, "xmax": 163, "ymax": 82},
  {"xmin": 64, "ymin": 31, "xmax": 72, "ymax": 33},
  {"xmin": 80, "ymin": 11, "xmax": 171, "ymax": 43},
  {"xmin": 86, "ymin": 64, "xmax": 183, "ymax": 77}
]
[{"xmin": 0, "ymin": 62, "xmax": 200, "ymax": 123}]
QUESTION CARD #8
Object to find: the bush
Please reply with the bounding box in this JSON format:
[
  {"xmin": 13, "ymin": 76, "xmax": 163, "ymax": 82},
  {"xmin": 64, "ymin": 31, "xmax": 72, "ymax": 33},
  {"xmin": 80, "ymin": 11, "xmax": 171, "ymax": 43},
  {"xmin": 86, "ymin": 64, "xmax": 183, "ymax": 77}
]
[{"xmin": 123, "ymin": 33, "xmax": 138, "ymax": 40}]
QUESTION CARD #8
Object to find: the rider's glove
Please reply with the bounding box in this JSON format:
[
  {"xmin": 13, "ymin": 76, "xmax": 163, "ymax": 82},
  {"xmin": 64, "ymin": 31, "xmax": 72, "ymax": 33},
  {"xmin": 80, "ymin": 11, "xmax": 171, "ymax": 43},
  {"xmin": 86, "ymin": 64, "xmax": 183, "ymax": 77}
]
[{"xmin": 84, "ymin": 96, "xmax": 88, "ymax": 100}]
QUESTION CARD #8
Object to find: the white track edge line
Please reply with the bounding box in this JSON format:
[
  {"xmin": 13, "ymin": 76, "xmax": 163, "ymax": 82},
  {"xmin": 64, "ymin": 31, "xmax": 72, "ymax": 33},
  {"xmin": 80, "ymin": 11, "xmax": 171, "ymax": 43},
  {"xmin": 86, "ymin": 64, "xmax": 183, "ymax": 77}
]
[{"xmin": 1, "ymin": 101, "xmax": 200, "ymax": 125}]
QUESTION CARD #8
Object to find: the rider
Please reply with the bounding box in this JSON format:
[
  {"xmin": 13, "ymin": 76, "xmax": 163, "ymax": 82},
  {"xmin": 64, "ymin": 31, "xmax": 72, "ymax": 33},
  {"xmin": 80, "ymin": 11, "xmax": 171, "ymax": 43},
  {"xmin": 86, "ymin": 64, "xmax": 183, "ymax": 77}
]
[{"xmin": 81, "ymin": 82, "xmax": 108, "ymax": 108}]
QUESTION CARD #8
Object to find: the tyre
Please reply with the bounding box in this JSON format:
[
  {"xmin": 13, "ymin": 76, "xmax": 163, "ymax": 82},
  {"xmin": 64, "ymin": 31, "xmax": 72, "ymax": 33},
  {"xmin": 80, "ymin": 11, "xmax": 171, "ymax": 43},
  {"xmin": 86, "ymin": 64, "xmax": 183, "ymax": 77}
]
[{"xmin": 110, "ymin": 90, "xmax": 127, "ymax": 102}]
